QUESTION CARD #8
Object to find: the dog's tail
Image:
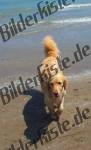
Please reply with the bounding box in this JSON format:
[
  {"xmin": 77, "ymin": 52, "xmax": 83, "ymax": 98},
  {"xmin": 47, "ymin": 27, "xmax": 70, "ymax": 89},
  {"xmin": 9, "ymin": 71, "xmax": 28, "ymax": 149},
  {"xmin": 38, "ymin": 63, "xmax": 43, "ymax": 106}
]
[{"xmin": 43, "ymin": 36, "xmax": 59, "ymax": 57}]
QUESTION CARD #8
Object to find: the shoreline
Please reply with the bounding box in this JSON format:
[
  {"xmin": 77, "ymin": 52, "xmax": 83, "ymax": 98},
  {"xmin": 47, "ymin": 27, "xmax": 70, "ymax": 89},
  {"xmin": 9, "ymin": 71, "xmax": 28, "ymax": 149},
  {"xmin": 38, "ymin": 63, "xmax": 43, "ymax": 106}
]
[
  {"xmin": 0, "ymin": 72, "xmax": 91, "ymax": 107},
  {"xmin": 0, "ymin": 69, "xmax": 91, "ymax": 87}
]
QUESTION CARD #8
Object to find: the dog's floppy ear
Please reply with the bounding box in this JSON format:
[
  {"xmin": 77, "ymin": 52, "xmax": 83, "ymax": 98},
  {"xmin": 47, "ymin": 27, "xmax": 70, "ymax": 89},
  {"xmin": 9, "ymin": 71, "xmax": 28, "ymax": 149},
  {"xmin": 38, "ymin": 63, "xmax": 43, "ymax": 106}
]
[
  {"xmin": 62, "ymin": 77, "xmax": 68, "ymax": 95},
  {"xmin": 63, "ymin": 77, "xmax": 68, "ymax": 90}
]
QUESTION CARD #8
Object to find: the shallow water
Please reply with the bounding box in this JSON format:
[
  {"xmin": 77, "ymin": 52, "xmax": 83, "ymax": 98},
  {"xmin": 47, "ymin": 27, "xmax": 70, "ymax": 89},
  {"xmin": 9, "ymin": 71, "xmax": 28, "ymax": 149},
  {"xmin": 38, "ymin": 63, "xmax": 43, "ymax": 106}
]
[{"xmin": 0, "ymin": 0, "xmax": 91, "ymax": 83}]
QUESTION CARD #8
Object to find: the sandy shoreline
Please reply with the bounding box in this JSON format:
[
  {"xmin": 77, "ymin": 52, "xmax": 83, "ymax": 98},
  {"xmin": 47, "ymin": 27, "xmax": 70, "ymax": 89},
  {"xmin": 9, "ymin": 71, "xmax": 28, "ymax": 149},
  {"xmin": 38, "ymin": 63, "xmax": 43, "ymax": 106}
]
[{"xmin": 0, "ymin": 76, "xmax": 91, "ymax": 150}]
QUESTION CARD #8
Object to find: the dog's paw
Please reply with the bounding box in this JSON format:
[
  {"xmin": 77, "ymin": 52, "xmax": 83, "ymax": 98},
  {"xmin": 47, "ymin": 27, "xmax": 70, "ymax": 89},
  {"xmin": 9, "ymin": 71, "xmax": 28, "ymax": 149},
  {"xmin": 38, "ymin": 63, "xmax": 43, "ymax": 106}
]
[
  {"xmin": 50, "ymin": 112, "xmax": 60, "ymax": 121},
  {"xmin": 45, "ymin": 106, "xmax": 50, "ymax": 113}
]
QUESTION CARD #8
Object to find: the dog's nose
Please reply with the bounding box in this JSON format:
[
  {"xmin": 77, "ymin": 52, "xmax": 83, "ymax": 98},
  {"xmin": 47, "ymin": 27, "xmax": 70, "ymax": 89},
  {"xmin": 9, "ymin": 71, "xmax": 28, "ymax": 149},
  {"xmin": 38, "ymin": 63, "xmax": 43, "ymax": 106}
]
[{"xmin": 54, "ymin": 92, "xmax": 59, "ymax": 97}]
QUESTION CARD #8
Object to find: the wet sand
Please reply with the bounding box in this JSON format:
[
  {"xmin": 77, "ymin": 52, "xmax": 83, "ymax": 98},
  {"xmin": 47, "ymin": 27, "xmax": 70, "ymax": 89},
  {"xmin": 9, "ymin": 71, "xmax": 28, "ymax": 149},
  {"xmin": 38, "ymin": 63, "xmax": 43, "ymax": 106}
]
[{"xmin": 0, "ymin": 77, "xmax": 91, "ymax": 150}]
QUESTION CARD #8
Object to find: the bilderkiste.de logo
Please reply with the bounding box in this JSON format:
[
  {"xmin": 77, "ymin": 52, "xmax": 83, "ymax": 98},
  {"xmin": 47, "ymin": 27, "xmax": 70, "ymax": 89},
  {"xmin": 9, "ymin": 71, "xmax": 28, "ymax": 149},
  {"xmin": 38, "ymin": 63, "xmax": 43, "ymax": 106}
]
[{"xmin": 0, "ymin": 0, "xmax": 75, "ymax": 42}]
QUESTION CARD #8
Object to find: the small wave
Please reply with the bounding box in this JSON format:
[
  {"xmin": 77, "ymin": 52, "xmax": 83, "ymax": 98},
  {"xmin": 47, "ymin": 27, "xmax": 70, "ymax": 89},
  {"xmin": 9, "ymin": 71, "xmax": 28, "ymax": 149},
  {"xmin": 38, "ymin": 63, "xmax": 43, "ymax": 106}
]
[
  {"xmin": 66, "ymin": 3, "xmax": 91, "ymax": 9},
  {"xmin": 61, "ymin": 3, "xmax": 91, "ymax": 11},
  {"xmin": 18, "ymin": 17, "xmax": 91, "ymax": 36},
  {"xmin": 47, "ymin": 17, "xmax": 91, "ymax": 25},
  {"xmin": 68, "ymin": 70, "xmax": 91, "ymax": 81},
  {"xmin": 58, "ymin": 3, "xmax": 91, "ymax": 12}
]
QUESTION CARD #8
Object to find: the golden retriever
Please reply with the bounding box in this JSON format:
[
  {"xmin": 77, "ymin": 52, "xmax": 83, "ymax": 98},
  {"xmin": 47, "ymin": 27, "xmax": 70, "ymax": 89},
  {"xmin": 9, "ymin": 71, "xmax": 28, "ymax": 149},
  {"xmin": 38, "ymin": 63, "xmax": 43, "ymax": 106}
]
[{"xmin": 38, "ymin": 36, "xmax": 67, "ymax": 121}]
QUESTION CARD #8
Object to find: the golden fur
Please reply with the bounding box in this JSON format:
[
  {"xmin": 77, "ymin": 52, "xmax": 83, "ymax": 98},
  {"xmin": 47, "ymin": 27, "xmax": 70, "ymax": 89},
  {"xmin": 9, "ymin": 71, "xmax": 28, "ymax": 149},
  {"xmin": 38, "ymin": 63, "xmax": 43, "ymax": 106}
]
[{"xmin": 38, "ymin": 36, "xmax": 67, "ymax": 120}]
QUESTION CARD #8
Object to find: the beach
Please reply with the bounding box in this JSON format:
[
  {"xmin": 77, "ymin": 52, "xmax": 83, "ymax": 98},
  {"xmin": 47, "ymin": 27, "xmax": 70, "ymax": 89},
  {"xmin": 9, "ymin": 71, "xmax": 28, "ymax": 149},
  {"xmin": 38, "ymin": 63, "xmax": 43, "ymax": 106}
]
[
  {"xmin": 0, "ymin": 0, "xmax": 91, "ymax": 149},
  {"xmin": 0, "ymin": 77, "xmax": 91, "ymax": 150}
]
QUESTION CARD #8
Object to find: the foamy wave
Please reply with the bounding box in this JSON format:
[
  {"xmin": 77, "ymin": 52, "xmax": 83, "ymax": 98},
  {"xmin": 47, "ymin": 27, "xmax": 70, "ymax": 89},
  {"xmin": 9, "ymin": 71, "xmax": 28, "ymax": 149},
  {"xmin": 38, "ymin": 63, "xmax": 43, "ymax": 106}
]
[
  {"xmin": 66, "ymin": 3, "xmax": 91, "ymax": 9},
  {"xmin": 61, "ymin": 3, "xmax": 91, "ymax": 11},
  {"xmin": 59, "ymin": 3, "xmax": 91, "ymax": 11},
  {"xmin": 68, "ymin": 70, "xmax": 91, "ymax": 81},
  {"xmin": 48, "ymin": 17, "xmax": 91, "ymax": 25}
]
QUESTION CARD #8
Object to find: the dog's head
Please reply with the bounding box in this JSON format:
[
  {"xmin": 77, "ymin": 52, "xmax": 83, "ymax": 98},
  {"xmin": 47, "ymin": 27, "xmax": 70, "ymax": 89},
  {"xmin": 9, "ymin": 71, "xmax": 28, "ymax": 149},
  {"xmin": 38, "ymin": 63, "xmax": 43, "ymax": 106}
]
[
  {"xmin": 48, "ymin": 73, "xmax": 67, "ymax": 97},
  {"xmin": 48, "ymin": 72, "xmax": 67, "ymax": 111}
]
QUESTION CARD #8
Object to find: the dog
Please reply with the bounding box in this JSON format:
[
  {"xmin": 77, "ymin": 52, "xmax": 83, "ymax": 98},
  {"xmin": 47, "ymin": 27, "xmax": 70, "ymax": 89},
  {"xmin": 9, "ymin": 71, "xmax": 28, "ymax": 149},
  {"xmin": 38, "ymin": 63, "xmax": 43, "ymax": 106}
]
[{"xmin": 38, "ymin": 36, "xmax": 67, "ymax": 121}]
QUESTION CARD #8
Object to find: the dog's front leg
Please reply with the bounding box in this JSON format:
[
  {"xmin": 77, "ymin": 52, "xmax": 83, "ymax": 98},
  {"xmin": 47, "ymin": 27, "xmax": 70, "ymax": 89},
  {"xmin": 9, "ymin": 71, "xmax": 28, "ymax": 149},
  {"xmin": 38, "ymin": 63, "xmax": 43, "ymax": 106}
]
[
  {"xmin": 45, "ymin": 105, "xmax": 50, "ymax": 113},
  {"xmin": 59, "ymin": 96, "xmax": 64, "ymax": 112},
  {"xmin": 44, "ymin": 97, "xmax": 50, "ymax": 114}
]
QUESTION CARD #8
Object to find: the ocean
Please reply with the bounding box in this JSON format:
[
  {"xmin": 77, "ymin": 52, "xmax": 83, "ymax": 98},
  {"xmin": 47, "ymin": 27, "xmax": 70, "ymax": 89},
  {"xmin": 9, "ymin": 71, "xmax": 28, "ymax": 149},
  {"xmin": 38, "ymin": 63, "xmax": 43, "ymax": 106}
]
[{"xmin": 0, "ymin": 0, "xmax": 91, "ymax": 85}]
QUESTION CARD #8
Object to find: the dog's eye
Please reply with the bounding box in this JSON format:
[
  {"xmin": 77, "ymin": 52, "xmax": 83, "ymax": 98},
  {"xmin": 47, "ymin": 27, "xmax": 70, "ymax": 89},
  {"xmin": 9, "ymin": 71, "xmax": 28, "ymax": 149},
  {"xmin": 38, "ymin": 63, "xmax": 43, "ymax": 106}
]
[{"xmin": 58, "ymin": 82, "xmax": 62, "ymax": 85}]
